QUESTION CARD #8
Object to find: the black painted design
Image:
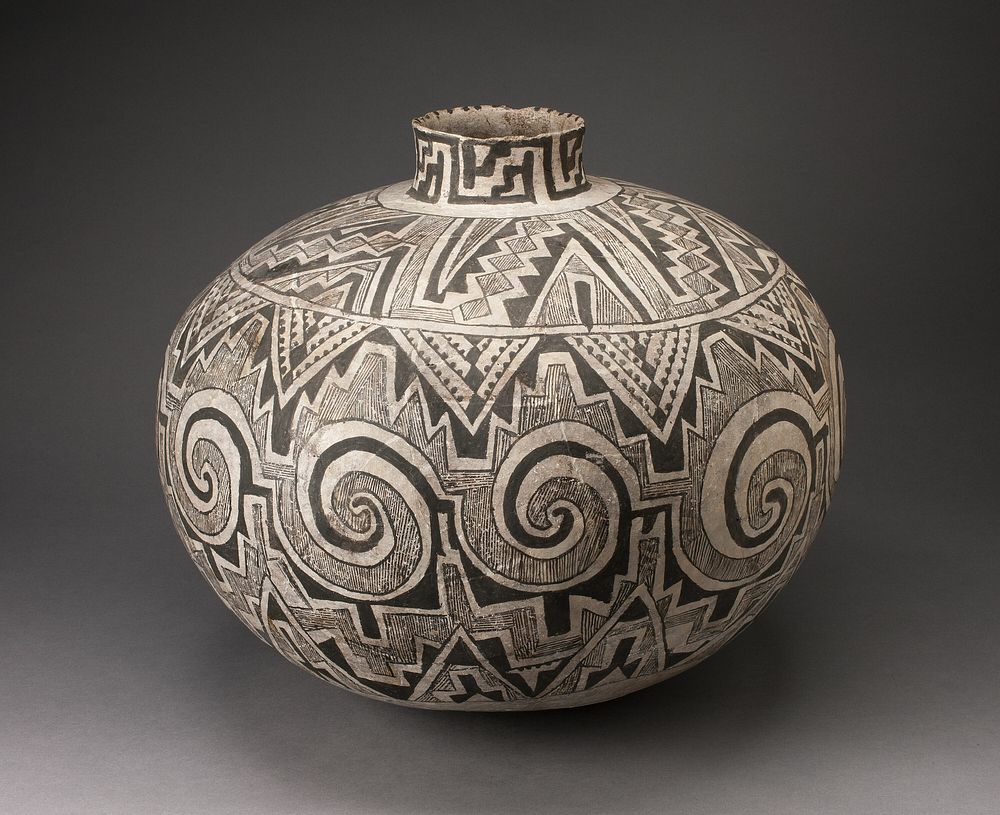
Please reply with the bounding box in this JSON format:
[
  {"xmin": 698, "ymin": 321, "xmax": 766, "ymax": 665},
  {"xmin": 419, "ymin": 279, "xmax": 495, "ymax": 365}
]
[{"xmin": 157, "ymin": 109, "xmax": 845, "ymax": 709}]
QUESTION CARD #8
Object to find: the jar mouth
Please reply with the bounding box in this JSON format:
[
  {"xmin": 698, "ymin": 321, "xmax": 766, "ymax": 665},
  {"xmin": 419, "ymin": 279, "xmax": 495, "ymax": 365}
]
[{"xmin": 412, "ymin": 105, "xmax": 585, "ymax": 142}]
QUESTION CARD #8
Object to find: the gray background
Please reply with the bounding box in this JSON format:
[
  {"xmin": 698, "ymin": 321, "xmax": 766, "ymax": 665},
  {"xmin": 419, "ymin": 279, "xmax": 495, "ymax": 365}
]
[{"xmin": 3, "ymin": 2, "xmax": 998, "ymax": 813}]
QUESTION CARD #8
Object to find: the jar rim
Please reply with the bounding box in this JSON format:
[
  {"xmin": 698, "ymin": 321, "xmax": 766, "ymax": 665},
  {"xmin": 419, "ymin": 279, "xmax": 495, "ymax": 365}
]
[{"xmin": 412, "ymin": 105, "xmax": 585, "ymax": 143}]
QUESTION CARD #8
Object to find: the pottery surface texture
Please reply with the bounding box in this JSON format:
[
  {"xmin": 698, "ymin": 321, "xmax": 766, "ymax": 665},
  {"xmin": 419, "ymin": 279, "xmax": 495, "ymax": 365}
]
[{"xmin": 157, "ymin": 106, "xmax": 845, "ymax": 710}]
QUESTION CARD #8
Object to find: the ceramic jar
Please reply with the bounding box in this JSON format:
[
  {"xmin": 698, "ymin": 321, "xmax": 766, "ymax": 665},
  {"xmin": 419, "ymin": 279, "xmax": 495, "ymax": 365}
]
[{"xmin": 157, "ymin": 106, "xmax": 844, "ymax": 709}]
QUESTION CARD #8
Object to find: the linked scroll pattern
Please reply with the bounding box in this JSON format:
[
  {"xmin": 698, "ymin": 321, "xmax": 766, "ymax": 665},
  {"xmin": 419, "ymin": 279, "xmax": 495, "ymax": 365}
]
[
  {"xmin": 409, "ymin": 123, "xmax": 588, "ymax": 205},
  {"xmin": 157, "ymin": 180, "xmax": 844, "ymax": 707}
]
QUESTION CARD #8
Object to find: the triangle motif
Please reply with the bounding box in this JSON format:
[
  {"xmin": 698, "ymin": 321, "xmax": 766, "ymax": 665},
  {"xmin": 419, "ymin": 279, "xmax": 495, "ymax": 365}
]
[
  {"xmin": 409, "ymin": 628, "xmax": 524, "ymax": 705},
  {"xmin": 391, "ymin": 328, "xmax": 539, "ymax": 433},
  {"xmin": 722, "ymin": 279, "xmax": 816, "ymax": 366},
  {"xmin": 528, "ymin": 238, "xmax": 642, "ymax": 327},
  {"xmin": 568, "ymin": 326, "xmax": 699, "ymax": 442}
]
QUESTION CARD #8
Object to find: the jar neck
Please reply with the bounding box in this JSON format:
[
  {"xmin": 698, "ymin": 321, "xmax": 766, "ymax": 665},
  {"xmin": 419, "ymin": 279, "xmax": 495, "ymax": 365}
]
[{"xmin": 407, "ymin": 106, "xmax": 590, "ymax": 207}]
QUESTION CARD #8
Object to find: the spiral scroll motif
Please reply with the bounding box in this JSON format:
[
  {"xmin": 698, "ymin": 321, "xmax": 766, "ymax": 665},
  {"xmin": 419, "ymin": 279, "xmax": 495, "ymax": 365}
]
[
  {"xmin": 678, "ymin": 390, "xmax": 822, "ymax": 589},
  {"xmin": 461, "ymin": 421, "xmax": 638, "ymax": 591},
  {"xmin": 289, "ymin": 422, "xmax": 438, "ymax": 600},
  {"xmin": 171, "ymin": 389, "xmax": 258, "ymax": 548}
]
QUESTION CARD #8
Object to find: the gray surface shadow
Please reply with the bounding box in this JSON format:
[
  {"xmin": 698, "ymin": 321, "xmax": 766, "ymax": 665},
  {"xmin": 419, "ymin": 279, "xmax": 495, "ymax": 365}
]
[{"xmin": 190, "ymin": 610, "xmax": 795, "ymax": 815}]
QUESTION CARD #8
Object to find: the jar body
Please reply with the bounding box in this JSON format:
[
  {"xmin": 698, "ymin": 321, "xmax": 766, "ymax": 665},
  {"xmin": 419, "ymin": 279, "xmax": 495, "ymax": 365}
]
[{"xmin": 157, "ymin": 172, "xmax": 844, "ymax": 710}]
